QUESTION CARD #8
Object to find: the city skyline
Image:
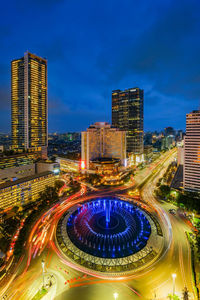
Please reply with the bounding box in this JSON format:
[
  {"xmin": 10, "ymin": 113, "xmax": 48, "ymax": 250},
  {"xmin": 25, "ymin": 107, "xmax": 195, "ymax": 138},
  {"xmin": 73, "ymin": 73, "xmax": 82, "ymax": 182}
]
[
  {"xmin": 0, "ymin": 1, "xmax": 200, "ymax": 300},
  {"xmin": 0, "ymin": 0, "xmax": 200, "ymax": 133}
]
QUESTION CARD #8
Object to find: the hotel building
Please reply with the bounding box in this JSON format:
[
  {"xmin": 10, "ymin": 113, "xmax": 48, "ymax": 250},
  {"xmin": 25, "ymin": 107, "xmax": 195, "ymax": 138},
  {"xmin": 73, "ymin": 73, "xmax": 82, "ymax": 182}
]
[
  {"xmin": 11, "ymin": 52, "xmax": 48, "ymax": 156},
  {"xmin": 81, "ymin": 122, "xmax": 126, "ymax": 171},
  {"xmin": 184, "ymin": 110, "xmax": 200, "ymax": 192},
  {"xmin": 112, "ymin": 87, "xmax": 144, "ymax": 162}
]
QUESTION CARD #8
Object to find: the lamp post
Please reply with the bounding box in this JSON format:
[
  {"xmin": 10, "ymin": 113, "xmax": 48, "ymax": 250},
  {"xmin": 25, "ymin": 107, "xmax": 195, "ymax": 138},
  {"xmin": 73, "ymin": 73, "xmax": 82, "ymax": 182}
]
[
  {"xmin": 113, "ymin": 292, "xmax": 118, "ymax": 300},
  {"xmin": 192, "ymin": 213, "xmax": 195, "ymax": 225},
  {"xmin": 41, "ymin": 259, "xmax": 45, "ymax": 288},
  {"xmin": 172, "ymin": 273, "xmax": 176, "ymax": 296}
]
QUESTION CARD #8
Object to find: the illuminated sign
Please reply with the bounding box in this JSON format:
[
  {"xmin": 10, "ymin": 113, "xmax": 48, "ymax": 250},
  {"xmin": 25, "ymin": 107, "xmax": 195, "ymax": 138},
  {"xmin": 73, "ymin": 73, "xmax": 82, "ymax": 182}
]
[
  {"xmin": 124, "ymin": 158, "xmax": 127, "ymax": 167},
  {"xmin": 81, "ymin": 160, "xmax": 85, "ymax": 170},
  {"xmin": 53, "ymin": 168, "xmax": 60, "ymax": 174}
]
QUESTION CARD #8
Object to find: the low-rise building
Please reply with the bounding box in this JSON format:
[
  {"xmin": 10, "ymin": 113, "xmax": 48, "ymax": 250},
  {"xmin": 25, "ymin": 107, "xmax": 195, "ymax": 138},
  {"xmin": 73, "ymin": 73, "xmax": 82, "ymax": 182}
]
[
  {"xmin": 0, "ymin": 171, "xmax": 55, "ymax": 209},
  {"xmin": 36, "ymin": 161, "xmax": 60, "ymax": 175},
  {"xmin": 0, "ymin": 164, "xmax": 35, "ymax": 184},
  {"xmin": 0, "ymin": 153, "xmax": 38, "ymax": 170},
  {"xmin": 56, "ymin": 157, "xmax": 80, "ymax": 173},
  {"xmin": 0, "ymin": 156, "xmax": 60, "ymax": 184}
]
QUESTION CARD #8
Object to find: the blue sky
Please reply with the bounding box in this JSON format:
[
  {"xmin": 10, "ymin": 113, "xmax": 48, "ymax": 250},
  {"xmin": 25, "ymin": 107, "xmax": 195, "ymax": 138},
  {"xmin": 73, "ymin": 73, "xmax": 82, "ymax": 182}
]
[{"xmin": 0, "ymin": 0, "xmax": 200, "ymax": 133}]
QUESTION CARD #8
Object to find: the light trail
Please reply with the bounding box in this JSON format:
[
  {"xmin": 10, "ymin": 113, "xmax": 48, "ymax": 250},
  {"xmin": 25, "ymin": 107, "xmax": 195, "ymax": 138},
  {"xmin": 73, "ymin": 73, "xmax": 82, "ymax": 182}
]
[
  {"xmin": 1, "ymin": 149, "xmax": 196, "ymax": 300},
  {"xmin": 122, "ymin": 283, "xmax": 142, "ymax": 298}
]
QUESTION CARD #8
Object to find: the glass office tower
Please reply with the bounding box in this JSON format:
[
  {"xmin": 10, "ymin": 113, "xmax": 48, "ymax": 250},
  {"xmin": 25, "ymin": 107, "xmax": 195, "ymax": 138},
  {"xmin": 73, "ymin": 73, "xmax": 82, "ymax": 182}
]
[{"xmin": 112, "ymin": 87, "xmax": 144, "ymax": 157}]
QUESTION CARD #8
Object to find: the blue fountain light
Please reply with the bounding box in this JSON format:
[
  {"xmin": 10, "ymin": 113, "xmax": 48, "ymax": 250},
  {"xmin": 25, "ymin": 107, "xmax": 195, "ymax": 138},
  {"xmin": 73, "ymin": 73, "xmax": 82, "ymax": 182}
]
[
  {"xmin": 105, "ymin": 200, "xmax": 110, "ymax": 224},
  {"xmin": 67, "ymin": 197, "xmax": 151, "ymax": 259}
]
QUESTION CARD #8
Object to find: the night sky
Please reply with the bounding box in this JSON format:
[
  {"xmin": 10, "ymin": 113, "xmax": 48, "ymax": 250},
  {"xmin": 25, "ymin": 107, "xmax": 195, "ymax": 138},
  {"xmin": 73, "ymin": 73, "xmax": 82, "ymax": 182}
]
[{"xmin": 0, "ymin": 0, "xmax": 200, "ymax": 133}]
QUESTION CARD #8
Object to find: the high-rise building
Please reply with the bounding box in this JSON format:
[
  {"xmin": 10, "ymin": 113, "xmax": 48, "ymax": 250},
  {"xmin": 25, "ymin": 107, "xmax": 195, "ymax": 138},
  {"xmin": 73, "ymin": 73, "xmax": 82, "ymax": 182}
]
[
  {"xmin": 112, "ymin": 87, "xmax": 144, "ymax": 158},
  {"xmin": 183, "ymin": 110, "xmax": 200, "ymax": 192},
  {"xmin": 81, "ymin": 122, "xmax": 126, "ymax": 170},
  {"xmin": 161, "ymin": 135, "xmax": 175, "ymax": 150},
  {"xmin": 11, "ymin": 52, "xmax": 47, "ymax": 156},
  {"xmin": 164, "ymin": 126, "xmax": 175, "ymax": 137}
]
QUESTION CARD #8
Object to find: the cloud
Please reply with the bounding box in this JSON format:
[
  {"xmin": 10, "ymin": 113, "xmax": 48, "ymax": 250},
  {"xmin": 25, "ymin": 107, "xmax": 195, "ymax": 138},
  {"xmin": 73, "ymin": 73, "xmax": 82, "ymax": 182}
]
[
  {"xmin": 1, "ymin": 0, "xmax": 200, "ymax": 132},
  {"xmin": 96, "ymin": 0, "xmax": 200, "ymax": 100}
]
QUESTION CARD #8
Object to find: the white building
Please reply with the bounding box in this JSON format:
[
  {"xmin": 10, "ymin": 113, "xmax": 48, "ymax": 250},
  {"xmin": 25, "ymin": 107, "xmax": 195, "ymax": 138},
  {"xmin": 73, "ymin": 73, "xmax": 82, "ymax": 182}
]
[
  {"xmin": 184, "ymin": 110, "xmax": 200, "ymax": 192},
  {"xmin": 81, "ymin": 122, "xmax": 126, "ymax": 170},
  {"xmin": 177, "ymin": 140, "xmax": 184, "ymax": 166}
]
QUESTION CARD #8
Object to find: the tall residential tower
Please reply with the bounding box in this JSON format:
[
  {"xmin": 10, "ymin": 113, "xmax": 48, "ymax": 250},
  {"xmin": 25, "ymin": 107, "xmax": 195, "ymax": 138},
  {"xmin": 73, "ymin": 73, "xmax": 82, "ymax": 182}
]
[
  {"xmin": 184, "ymin": 110, "xmax": 200, "ymax": 192},
  {"xmin": 11, "ymin": 52, "xmax": 48, "ymax": 156},
  {"xmin": 112, "ymin": 87, "xmax": 144, "ymax": 162}
]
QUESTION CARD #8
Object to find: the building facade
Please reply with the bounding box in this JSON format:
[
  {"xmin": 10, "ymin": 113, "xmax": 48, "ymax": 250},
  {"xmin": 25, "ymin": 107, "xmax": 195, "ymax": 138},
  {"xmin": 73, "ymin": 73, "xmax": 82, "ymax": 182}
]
[
  {"xmin": 161, "ymin": 135, "xmax": 175, "ymax": 150},
  {"xmin": 165, "ymin": 127, "xmax": 175, "ymax": 136},
  {"xmin": 57, "ymin": 157, "xmax": 80, "ymax": 173},
  {"xmin": 0, "ymin": 153, "xmax": 38, "ymax": 170},
  {"xmin": 0, "ymin": 153, "xmax": 38, "ymax": 184},
  {"xmin": 0, "ymin": 172, "xmax": 55, "ymax": 209},
  {"xmin": 177, "ymin": 141, "xmax": 184, "ymax": 166},
  {"xmin": 11, "ymin": 52, "xmax": 48, "ymax": 156},
  {"xmin": 0, "ymin": 164, "xmax": 35, "ymax": 185},
  {"xmin": 81, "ymin": 122, "xmax": 126, "ymax": 170},
  {"xmin": 112, "ymin": 87, "xmax": 144, "ymax": 157},
  {"xmin": 184, "ymin": 110, "xmax": 200, "ymax": 192}
]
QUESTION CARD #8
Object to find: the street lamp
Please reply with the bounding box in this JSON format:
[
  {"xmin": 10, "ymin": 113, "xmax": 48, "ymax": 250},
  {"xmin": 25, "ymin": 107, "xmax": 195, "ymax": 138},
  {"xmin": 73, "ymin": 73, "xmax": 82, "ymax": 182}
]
[
  {"xmin": 41, "ymin": 259, "xmax": 45, "ymax": 288},
  {"xmin": 172, "ymin": 273, "xmax": 176, "ymax": 296},
  {"xmin": 192, "ymin": 213, "xmax": 195, "ymax": 224},
  {"xmin": 113, "ymin": 292, "xmax": 118, "ymax": 300}
]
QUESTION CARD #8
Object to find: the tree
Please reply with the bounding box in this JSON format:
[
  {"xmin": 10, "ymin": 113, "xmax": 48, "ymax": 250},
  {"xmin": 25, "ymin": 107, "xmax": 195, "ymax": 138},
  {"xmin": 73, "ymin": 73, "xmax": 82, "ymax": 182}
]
[
  {"xmin": 55, "ymin": 180, "xmax": 65, "ymax": 191},
  {"xmin": 177, "ymin": 191, "xmax": 200, "ymax": 213},
  {"xmin": 167, "ymin": 294, "xmax": 180, "ymax": 300},
  {"xmin": 182, "ymin": 287, "xmax": 189, "ymax": 300},
  {"xmin": 160, "ymin": 185, "xmax": 170, "ymax": 195},
  {"xmin": 195, "ymin": 234, "xmax": 200, "ymax": 259},
  {"xmin": 12, "ymin": 206, "xmax": 19, "ymax": 214},
  {"xmin": 156, "ymin": 185, "xmax": 171, "ymax": 199},
  {"xmin": 39, "ymin": 186, "xmax": 59, "ymax": 202},
  {"xmin": 0, "ymin": 237, "xmax": 10, "ymax": 253}
]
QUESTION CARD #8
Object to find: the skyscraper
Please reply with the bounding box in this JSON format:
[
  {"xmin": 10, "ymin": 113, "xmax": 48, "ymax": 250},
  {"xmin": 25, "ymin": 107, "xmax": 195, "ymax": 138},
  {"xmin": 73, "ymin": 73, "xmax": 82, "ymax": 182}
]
[
  {"xmin": 112, "ymin": 87, "xmax": 144, "ymax": 159},
  {"xmin": 183, "ymin": 110, "xmax": 200, "ymax": 192},
  {"xmin": 164, "ymin": 126, "xmax": 175, "ymax": 136},
  {"xmin": 11, "ymin": 52, "xmax": 47, "ymax": 156}
]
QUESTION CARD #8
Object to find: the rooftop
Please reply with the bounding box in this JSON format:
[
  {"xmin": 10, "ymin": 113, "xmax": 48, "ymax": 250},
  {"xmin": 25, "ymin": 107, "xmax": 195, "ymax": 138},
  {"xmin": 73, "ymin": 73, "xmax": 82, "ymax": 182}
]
[
  {"xmin": 91, "ymin": 157, "xmax": 120, "ymax": 164},
  {"xmin": 0, "ymin": 171, "xmax": 53, "ymax": 190}
]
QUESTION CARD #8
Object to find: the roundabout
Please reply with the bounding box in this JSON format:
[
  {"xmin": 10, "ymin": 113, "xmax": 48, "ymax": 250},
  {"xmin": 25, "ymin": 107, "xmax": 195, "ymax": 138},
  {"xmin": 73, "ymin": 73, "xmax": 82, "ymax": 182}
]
[{"xmin": 56, "ymin": 196, "xmax": 164, "ymax": 277}]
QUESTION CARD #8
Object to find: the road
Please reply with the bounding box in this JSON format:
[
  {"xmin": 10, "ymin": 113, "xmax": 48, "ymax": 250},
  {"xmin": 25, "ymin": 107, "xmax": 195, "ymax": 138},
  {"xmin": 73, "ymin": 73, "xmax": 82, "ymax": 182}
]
[
  {"xmin": 0, "ymin": 149, "xmax": 196, "ymax": 300},
  {"xmin": 137, "ymin": 157, "xmax": 195, "ymax": 299}
]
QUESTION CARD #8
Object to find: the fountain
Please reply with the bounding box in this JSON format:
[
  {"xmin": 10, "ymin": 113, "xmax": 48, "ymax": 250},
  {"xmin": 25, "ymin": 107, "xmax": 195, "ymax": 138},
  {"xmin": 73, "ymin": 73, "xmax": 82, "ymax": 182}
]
[{"xmin": 66, "ymin": 197, "xmax": 151, "ymax": 259}]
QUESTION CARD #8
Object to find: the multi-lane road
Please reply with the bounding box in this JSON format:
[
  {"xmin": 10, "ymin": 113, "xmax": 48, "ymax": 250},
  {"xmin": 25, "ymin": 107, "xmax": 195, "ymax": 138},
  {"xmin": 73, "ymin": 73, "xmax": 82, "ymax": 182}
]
[{"xmin": 0, "ymin": 149, "xmax": 196, "ymax": 300}]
